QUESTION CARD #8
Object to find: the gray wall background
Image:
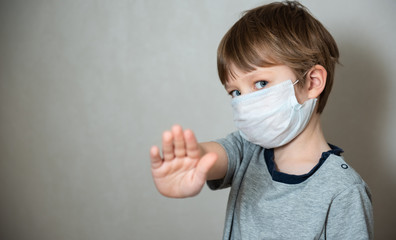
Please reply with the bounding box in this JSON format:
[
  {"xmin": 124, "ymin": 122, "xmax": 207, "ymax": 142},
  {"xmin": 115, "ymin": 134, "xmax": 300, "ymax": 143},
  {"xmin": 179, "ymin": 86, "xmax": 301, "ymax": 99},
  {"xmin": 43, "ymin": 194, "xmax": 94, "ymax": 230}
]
[{"xmin": 0, "ymin": 0, "xmax": 395, "ymax": 239}]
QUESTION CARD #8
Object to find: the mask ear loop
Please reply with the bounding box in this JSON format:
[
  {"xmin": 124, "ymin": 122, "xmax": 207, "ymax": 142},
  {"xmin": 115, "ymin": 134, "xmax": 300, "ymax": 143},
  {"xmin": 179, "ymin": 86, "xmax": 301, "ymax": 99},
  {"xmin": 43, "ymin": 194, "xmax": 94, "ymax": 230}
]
[{"xmin": 293, "ymin": 68, "xmax": 311, "ymax": 86}]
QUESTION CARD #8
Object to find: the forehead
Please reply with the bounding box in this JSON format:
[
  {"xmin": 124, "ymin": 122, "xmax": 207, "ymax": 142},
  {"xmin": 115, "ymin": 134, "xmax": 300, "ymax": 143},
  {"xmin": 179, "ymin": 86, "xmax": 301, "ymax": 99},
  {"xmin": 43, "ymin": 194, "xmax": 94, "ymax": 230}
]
[
  {"xmin": 224, "ymin": 65, "xmax": 295, "ymax": 85},
  {"xmin": 224, "ymin": 67, "xmax": 268, "ymax": 89}
]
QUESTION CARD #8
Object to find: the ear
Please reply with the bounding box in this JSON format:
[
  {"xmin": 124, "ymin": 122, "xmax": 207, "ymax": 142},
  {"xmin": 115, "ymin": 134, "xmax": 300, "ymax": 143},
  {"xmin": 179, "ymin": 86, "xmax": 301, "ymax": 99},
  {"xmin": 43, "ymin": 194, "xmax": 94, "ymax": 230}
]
[{"xmin": 306, "ymin": 65, "xmax": 327, "ymax": 99}]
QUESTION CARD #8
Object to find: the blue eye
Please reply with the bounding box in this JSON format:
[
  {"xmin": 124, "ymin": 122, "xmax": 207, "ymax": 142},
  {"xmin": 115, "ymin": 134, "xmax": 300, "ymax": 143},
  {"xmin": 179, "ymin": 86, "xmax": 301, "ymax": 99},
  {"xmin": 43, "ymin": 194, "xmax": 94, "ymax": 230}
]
[
  {"xmin": 255, "ymin": 81, "xmax": 268, "ymax": 90},
  {"xmin": 230, "ymin": 90, "xmax": 241, "ymax": 98}
]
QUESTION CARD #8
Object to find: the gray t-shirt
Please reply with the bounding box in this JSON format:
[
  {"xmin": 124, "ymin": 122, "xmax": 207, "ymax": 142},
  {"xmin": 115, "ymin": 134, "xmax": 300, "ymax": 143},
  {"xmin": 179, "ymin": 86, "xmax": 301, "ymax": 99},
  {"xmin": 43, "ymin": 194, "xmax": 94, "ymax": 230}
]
[{"xmin": 208, "ymin": 131, "xmax": 373, "ymax": 240}]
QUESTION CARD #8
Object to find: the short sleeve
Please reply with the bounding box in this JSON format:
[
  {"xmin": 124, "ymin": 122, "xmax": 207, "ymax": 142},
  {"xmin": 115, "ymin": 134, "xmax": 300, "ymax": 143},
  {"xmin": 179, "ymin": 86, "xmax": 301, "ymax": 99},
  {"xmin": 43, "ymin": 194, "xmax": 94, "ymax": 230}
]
[
  {"xmin": 325, "ymin": 183, "xmax": 374, "ymax": 239},
  {"xmin": 207, "ymin": 131, "xmax": 245, "ymax": 190}
]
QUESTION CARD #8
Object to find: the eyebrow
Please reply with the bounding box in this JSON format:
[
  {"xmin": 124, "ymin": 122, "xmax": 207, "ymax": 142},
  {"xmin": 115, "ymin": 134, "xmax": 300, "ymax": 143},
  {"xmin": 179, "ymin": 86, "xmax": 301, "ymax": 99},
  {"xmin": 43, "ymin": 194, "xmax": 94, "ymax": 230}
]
[
  {"xmin": 224, "ymin": 69, "xmax": 275, "ymax": 90},
  {"xmin": 224, "ymin": 83, "xmax": 233, "ymax": 92}
]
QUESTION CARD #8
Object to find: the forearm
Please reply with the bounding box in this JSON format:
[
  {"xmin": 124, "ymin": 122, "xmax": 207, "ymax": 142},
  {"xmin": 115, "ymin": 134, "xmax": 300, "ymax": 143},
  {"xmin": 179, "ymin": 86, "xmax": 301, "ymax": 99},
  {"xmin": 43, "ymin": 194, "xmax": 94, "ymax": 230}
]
[{"xmin": 199, "ymin": 141, "xmax": 228, "ymax": 181}]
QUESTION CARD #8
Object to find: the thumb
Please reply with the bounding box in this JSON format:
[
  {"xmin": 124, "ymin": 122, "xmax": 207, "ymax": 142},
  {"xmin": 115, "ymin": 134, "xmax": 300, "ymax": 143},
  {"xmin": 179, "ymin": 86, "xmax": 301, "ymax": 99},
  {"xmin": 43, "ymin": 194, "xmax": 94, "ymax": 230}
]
[{"xmin": 194, "ymin": 152, "xmax": 218, "ymax": 183}]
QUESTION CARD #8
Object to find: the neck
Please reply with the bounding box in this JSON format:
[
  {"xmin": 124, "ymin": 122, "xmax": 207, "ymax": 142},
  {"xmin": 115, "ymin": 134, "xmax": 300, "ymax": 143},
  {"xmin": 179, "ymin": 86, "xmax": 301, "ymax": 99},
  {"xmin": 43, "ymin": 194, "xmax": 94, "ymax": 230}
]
[{"xmin": 273, "ymin": 113, "xmax": 330, "ymax": 175}]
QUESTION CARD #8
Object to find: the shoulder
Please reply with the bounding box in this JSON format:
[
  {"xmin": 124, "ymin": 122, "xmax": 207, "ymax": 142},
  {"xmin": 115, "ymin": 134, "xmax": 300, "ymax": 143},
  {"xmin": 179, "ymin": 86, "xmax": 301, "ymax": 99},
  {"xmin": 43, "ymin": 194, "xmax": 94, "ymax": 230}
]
[
  {"xmin": 215, "ymin": 131, "xmax": 261, "ymax": 155},
  {"xmin": 325, "ymin": 155, "xmax": 365, "ymax": 184},
  {"xmin": 322, "ymin": 155, "xmax": 374, "ymax": 238},
  {"xmin": 313, "ymin": 154, "xmax": 371, "ymax": 198}
]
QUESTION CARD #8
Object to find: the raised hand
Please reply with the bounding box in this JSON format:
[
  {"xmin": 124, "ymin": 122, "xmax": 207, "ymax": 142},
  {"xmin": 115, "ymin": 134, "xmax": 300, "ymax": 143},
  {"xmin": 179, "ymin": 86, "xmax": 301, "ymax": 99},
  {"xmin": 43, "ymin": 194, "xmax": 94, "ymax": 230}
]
[{"xmin": 150, "ymin": 125, "xmax": 218, "ymax": 198}]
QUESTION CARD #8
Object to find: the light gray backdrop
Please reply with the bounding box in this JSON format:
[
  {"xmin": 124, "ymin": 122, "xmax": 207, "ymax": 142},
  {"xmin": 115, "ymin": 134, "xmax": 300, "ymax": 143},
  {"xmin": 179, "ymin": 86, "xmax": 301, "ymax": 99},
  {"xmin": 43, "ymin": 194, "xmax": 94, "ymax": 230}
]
[{"xmin": 1, "ymin": 0, "xmax": 395, "ymax": 239}]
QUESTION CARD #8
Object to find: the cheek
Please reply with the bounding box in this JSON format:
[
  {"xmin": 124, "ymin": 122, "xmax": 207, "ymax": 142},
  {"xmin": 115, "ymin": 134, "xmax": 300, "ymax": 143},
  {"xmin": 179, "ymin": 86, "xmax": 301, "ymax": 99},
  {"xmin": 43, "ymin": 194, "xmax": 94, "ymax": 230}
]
[{"xmin": 294, "ymin": 86, "xmax": 309, "ymax": 104}]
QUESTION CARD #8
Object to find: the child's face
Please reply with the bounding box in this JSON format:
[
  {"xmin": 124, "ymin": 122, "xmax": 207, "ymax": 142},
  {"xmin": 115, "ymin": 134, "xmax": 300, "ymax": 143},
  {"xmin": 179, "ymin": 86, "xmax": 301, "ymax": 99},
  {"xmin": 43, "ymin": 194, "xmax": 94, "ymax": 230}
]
[{"xmin": 224, "ymin": 65, "xmax": 308, "ymax": 104}]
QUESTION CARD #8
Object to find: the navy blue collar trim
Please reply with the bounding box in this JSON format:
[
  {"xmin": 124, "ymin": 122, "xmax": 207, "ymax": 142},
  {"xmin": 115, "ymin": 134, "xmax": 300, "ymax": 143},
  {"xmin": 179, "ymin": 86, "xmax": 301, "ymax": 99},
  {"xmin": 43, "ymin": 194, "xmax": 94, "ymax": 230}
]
[{"xmin": 264, "ymin": 144, "xmax": 343, "ymax": 184}]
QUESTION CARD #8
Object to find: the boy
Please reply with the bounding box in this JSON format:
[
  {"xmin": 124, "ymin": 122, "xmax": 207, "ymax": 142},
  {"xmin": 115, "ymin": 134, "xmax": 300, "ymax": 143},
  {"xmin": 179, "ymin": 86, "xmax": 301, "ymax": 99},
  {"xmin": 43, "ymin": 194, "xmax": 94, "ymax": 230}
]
[{"xmin": 150, "ymin": 1, "xmax": 373, "ymax": 239}]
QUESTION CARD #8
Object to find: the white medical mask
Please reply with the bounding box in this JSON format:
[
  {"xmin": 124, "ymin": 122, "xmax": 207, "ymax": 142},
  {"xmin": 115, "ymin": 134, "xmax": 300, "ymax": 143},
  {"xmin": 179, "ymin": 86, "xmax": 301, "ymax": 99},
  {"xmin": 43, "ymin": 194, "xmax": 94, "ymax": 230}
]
[{"xmin": 231, "ymin": 79, "xmax": 317, "ymax": 149}]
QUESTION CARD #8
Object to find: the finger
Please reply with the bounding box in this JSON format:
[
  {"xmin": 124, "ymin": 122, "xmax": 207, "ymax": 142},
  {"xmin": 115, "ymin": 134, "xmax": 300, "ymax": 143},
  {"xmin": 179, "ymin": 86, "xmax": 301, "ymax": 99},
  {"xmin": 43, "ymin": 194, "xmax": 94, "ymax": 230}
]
[
  {"xmin": 194, "ymin": 153, "xmax": 218, "ymax": 183},
  {"xmin": 150, "ymin": 145, "xmax": 163, "ymax": 169},
  {"xmin": 184, "ymin": 129, "xmax": 200, "ymax": 159},
  {"xmin": 172, "ymin": 124, "xmax": 186, "ymax": 158},
  {"xmin": 162, "ymin": 131, "xmax": 174, "ymax": 161}
]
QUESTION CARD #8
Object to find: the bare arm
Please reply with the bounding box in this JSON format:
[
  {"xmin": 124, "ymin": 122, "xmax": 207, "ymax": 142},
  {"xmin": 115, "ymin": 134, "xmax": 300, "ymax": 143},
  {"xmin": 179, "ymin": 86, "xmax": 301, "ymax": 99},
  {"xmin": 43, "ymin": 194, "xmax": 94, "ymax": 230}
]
[
  {"xmin": 199, "ymin": 141, "xmax": 228, "ymax": 181},
  {"xmin": 150, "ymin": 125, "xmax": 228, "ymax": 198}
]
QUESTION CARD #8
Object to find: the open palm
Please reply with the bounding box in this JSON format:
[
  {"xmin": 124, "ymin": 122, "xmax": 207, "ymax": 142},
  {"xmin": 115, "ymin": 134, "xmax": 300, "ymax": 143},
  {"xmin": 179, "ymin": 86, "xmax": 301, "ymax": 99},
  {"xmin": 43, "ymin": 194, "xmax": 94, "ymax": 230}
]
[{"xmin": 150, "ymin": 125, "xmax": 217, "ymax": 198}]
